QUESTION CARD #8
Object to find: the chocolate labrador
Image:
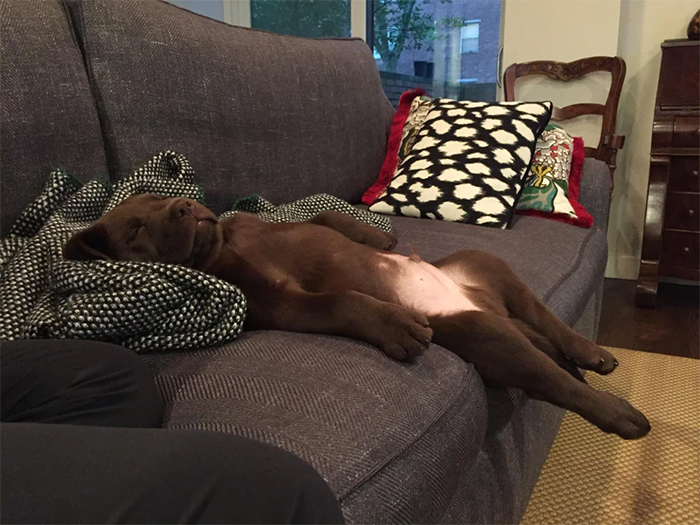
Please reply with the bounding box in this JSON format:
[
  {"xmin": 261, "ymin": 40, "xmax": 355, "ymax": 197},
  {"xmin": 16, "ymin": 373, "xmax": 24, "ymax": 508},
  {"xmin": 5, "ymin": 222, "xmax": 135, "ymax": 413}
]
[{"xmin": 63, "ymin": 194, "xmax": 650, "ymax": 439}]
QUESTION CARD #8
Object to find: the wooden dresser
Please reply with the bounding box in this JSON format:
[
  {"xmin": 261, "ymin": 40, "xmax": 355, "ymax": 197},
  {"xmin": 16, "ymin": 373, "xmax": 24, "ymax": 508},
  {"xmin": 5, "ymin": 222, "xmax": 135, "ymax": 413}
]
[{"xmin": 636, "ymin": 39, "xmax": 700, "ymax": 307}]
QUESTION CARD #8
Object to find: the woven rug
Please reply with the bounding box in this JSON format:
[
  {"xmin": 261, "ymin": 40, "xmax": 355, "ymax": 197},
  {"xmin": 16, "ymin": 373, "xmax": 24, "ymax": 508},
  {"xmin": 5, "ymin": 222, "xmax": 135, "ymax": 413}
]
[{"xmin": 522, "ymin": 347, "xmax": 699, "ymax": 525}]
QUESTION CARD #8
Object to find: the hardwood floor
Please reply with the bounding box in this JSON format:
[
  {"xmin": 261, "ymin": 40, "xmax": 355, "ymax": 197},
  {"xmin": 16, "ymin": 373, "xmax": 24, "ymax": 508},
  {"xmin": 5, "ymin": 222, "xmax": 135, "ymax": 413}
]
[{"xmin": 597, "ymin": 279, "xmax": 699, "ymax": 359}]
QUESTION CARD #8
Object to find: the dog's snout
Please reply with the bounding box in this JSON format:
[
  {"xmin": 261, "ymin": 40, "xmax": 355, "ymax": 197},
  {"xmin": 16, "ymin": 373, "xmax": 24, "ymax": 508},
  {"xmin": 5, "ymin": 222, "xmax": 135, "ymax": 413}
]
[{"xmin": 170, "ymin": 199, "xmax": 193, "ymax": 220}]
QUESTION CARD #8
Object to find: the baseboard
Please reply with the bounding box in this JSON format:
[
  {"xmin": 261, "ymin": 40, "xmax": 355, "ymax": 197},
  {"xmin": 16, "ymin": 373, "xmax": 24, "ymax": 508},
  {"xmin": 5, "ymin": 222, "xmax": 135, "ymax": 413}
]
[{"xmin": 605, "ymin": 254, "xmax": 639, "ymax": 280}]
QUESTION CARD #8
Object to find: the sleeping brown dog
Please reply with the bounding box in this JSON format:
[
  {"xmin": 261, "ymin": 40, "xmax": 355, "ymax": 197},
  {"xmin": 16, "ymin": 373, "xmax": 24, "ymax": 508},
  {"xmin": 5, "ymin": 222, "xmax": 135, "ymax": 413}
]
[{"xmin": 63, "ymin": 194, "xmax": 651, "ymax": 439}]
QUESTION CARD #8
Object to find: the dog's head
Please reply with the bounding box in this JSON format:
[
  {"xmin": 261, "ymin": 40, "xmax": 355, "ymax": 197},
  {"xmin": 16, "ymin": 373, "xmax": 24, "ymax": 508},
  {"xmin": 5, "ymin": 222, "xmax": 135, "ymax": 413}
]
[{"xmin": 63, "ymin": 194, "xmax": 223, "ymax": 271}]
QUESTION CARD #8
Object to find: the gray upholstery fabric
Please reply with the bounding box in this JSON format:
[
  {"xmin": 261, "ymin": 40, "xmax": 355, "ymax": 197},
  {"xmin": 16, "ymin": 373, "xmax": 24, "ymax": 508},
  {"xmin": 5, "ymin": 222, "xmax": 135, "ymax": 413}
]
[
  {"xmin": 143, "ymin": 331, "xmax": 488, "ymax": 514},
  {"xmin": 0, "ymin": 0, "xmax": 108, "ymax": 236},
  {"xmin": 578, "ymin": 158, "xmax": 612, "ymax": 232},
  {"xmin": 65, "ymin": 0, "xmax": 394, "ymax": 214},
  {"xmin": 441, "ymin": 397, "xmax": 565, "ymax": 524}
]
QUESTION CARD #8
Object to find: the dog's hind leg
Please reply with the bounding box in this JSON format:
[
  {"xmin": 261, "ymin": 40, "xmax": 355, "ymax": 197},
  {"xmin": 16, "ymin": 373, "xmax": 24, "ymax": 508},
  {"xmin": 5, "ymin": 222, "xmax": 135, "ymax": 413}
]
[
  {"xmin": 433, "ymin": 250, "xmax": 618, "ymax": 375},
  {"xmin": 430, "ymin": 311, "xmax": 649, "ymax": 440},
  {"xmin": 510, "ymin": 318, "xmax": 586, "ymax": 383}
]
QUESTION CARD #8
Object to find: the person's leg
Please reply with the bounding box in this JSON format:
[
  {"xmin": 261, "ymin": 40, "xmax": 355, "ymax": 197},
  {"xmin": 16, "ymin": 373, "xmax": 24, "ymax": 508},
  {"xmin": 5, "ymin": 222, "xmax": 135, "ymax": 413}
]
[
  {"xmin": 1, "ymin": 423, "xmax": 344, "ymax": 524},
  {"xmin": 1, "ymin": 339, "xmax": 163, "ymax": 427}
]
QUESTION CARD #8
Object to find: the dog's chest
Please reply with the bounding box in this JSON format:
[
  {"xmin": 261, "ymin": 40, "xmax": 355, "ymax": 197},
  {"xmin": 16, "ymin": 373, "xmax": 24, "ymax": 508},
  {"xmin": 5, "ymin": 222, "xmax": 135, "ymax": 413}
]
[{"xmin": 373, "ymin": 253, "xmax": 481, "ymax": 316}]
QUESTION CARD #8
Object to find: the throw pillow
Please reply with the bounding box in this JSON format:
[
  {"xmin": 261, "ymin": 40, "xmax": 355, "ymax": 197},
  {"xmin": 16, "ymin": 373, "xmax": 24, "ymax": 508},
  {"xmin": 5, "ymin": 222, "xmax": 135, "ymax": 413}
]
[
  {"xmin": 367, "ymin": 96, "xmax": 552, "ymax": 228},
  {"xmin": 514, "ymin": 124, "xmax": 593, "ymax": 227}
]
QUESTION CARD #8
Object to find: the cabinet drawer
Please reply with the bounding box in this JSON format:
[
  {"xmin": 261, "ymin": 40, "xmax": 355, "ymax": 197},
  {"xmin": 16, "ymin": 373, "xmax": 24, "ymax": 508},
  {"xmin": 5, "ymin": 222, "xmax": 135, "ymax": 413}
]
[
  {"xmin": 660, "ymin": 230, "xmax": 699, "ymax": 270},
  {"xmin": 665, "ymin": 192, "xmax": 700, "ymax": 231},
  {"xmin": 668, "ymin": 157, "xmax": 700, "ymax": 193},
  {"xmin": 673, "ymin": 116, "xmax": 700, "ymax": 148}
]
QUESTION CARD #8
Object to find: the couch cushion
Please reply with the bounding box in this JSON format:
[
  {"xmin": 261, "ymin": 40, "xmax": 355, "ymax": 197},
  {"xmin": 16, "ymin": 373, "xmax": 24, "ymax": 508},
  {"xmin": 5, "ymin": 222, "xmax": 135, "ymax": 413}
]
[
  {"xmin": 389, "ymin": 214, "xmax": 607, "ymax": 326},
  {"xmin": 65, "ymin": 0, "xmax": 394, "ymax": 214},
  {"xmin": 0, "ymin": 0, "xmax": 108, "ymax": 236},
  {"xmin": 144, "ymin": 330, "xmax": 488, "ymax": 519}
]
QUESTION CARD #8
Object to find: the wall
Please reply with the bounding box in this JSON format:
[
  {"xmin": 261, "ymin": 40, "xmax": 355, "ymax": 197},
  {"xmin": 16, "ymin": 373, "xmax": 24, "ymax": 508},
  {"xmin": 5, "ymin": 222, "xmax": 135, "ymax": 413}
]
[
  {"xmin": 608, "ymin": 0, "xmax": 698, "ymax": 279},
  {"xmin": 501, "ymin": 0, "xmax": 622, "ymax": 147}
]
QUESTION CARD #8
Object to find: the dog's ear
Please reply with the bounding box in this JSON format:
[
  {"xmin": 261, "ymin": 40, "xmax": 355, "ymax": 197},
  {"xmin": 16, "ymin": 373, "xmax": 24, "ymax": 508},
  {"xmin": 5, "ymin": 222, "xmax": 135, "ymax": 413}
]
[{"xmin": 63, "ymin": 224, "xmax": 114, "ymax": 261}]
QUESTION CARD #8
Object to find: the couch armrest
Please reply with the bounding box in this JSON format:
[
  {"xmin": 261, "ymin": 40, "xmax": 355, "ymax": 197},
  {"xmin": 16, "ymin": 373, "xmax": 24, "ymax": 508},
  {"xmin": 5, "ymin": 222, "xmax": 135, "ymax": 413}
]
[{"xmin": 579, "ymin": 158, "xmax": 611, "ymax": 232}]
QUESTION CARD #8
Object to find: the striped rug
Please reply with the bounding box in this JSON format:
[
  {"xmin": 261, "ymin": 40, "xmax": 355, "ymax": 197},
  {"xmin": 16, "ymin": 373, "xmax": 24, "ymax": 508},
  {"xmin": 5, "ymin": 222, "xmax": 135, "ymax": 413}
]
[{"xmin": 521, "ymin": 347, "xmax": 699, "ymax": 525}]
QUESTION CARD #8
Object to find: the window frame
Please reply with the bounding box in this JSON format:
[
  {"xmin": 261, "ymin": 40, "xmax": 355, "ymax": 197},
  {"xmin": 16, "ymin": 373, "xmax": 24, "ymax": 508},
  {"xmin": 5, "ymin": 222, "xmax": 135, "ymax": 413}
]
[{"xmin": 460, "ymin": 19, "xmax": 481, "ymax": 55}]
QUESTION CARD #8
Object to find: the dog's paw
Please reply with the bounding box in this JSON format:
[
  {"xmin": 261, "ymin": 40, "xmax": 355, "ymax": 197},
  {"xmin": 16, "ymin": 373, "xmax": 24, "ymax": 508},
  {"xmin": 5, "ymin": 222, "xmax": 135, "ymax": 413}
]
[
  {"xmin": 381, "ymin": 231, "xmax": 398, "ymax": 251},
  {"xmin": 352, "ymin": 226, "xmax": 397, "ymax": 251},
  {"xmin": 591, "ymin": 391, "xmax": 651, "ymax": 440},
  {"xmin": 376, "ymin": 306, "xmax": 432, "ymax": 360},
  {"xmin": 564, "ymin": 340, "xmax": 619, "ymax": 375}
]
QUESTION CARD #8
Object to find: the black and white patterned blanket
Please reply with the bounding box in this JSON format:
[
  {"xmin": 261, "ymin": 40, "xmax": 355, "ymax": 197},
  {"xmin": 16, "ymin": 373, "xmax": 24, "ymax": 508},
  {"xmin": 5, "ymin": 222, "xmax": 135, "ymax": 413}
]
[{"xmin": 0, "ymin": 151, "xmax": 391, "ymax": 352}]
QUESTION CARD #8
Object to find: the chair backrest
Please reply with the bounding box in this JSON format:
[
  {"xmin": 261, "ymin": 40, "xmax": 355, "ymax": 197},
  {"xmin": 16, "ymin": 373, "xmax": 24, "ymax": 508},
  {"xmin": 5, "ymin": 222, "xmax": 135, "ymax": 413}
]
[{"xmin": 503, "ymin": 56, "xmax": 626, "ymax": 189}]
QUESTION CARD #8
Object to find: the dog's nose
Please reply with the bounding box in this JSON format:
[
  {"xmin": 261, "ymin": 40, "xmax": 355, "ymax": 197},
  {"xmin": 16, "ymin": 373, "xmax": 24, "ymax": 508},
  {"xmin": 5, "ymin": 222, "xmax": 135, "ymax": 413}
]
[{"xmin": 170, "ymin": 199, "xmax": 193, "ymax": 220}]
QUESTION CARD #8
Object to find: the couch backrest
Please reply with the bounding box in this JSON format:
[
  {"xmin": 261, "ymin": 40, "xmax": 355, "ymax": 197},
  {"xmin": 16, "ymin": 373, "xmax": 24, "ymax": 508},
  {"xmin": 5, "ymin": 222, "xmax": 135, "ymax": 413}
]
[
  {"xmin": 0, "ymin": 0, "xmax": 109, "ymax": 236},
  {"xmin": 65, "ymin": 0, "xmax": 394, "ymax": 213}
]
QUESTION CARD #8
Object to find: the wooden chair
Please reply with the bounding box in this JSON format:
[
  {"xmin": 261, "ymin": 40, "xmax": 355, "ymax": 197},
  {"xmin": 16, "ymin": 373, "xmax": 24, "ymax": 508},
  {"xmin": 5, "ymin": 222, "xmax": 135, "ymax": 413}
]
[{"xmin": 503, "ymin": 56, "xmax": 626, "ymax": 191}]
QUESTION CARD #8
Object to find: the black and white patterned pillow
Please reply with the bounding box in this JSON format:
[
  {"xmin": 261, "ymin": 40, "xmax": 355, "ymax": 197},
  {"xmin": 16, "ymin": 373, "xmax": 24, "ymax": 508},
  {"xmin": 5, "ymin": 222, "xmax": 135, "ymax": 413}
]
[{"xmin": 369, "ymin": 99, "xmax": 553, "ymax": 228}]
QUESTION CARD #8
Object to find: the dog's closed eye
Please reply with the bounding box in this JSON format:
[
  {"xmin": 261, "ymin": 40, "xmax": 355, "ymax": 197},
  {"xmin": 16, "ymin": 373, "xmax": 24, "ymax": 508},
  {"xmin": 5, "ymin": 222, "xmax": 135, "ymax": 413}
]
[{"xmin": 128, "ymin": 225, "xmax": 144, "ymax": 242}]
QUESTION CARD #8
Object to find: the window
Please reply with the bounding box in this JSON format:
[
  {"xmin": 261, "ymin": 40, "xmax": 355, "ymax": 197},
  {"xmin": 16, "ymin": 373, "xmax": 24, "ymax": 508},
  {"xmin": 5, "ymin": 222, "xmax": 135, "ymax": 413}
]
[
  {"xmin": 164, "ymin": 0, "xmax": 351, "ymax": 36},
  {"xmin": 460, "ymin": 20, "xmax": 479, "ymax": 54},
  {"xmin": 371, "ymin": 0, "xmax": 502, "ymax": 106},
  {"xmin": 250, "ymin": 0, "xmax": 350, "ymax": 38}
]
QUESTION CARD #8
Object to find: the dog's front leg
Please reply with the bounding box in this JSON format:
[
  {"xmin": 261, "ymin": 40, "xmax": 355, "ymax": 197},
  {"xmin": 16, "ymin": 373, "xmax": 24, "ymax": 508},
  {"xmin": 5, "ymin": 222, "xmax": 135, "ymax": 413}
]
[
  {"xmin": 306, "ymin": 211, "xmax": 397, "ymax": 251},
  {"xmin": 248, "ymin": 289, "xmax": 432, "ymax": 361}
]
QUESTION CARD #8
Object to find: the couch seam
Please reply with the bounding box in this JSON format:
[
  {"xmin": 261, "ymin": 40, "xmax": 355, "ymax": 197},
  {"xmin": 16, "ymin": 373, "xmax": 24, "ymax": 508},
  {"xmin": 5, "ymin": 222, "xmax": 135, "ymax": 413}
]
[{"xmin": 60, "ymin": 0, "xmax": 118, "ymax": 182}]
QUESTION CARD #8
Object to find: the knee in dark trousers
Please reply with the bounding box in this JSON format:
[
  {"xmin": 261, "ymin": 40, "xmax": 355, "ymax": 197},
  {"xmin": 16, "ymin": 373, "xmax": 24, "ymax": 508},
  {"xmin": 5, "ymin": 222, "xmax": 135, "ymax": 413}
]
[
  {"xmin": 1, "ymin": 339, "xmax": 163, "ymax": 427},
  {"xmin": 1, "ymin": 423, "xmax": 344, "ymax": 524}
]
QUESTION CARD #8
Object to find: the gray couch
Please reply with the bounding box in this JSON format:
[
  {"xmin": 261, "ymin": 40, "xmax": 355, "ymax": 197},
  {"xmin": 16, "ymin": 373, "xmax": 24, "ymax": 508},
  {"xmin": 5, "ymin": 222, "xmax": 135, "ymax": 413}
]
[{"xmin": 0, "ymin": 1, "xmax": 610, "ymax": 522}]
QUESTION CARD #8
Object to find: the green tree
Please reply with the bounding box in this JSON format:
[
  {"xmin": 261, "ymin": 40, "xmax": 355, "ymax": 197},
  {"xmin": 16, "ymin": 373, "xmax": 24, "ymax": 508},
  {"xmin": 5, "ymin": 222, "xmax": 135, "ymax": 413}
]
[
  {"xmin": 251, "ymin": 0, "xmax": 351, "ymax": 38},
  {"xmin": 373, "ymin": 0, "xmax": 455, "ymax": 73}
]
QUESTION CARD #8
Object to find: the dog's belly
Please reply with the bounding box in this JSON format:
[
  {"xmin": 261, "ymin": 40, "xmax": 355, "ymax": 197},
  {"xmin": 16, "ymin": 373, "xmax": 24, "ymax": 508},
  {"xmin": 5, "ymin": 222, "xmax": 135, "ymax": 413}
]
[{"xmin": 373, "ymin": 253, "xmax": 481, "ymax": 316}]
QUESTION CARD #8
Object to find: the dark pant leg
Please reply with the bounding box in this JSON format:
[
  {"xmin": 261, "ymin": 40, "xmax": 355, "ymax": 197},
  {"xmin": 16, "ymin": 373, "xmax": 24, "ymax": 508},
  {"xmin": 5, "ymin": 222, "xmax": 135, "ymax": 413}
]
[
  {"xmin": 1, "ymin": 423, "xmax": 344, "ymax": 524},
  {"xmin": 1, "ymin": 339, "xmax": 163, "ymax": 427}
]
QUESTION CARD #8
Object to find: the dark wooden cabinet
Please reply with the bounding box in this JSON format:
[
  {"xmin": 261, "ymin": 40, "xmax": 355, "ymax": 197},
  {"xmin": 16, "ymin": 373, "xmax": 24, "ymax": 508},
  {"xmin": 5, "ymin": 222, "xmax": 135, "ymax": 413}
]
[{"xmin": 636, "ymin": 39, "xmax": 700, "ymax": 307}]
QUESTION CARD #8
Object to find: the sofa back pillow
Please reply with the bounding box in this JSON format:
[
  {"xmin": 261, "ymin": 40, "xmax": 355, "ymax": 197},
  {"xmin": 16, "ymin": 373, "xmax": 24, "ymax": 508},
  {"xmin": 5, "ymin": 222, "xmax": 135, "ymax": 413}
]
[
  {"xmin": 66, "ymin": 0, "xmax": 393, "ymax": 212},
  {"xmin": 0, "ymin": 0, "xmax": 108, "ymax": 236}
]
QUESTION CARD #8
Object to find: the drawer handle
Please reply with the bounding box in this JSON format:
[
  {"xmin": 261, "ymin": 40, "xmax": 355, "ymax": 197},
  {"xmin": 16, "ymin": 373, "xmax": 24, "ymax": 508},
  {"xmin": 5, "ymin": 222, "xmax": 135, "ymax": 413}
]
[
  {"xmin": 689, "ymin": 209, "xmax": 696, "ymax": 216},
  {"xmin": 692, "ymin": 169, "xmax": 699, "ymax": 178},
  {"xmin": 682, "ymin": 246, "xmax": 690, "ymax": 255}
]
